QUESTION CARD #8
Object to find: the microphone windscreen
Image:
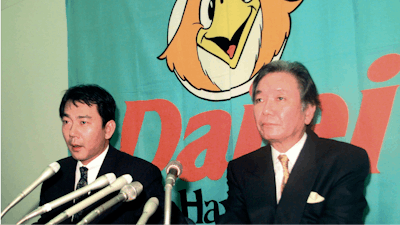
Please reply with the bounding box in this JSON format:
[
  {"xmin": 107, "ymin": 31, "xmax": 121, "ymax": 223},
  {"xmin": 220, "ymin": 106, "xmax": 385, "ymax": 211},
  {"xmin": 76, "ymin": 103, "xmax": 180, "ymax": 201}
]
[
  {"xmin": 120, "ymin": 174, "xmax": 133, "ymax": 184},
  {"xmin": 166, "ymin": 161, "xmax": 182, "ymax": 176},
  {"xmin": 121, "ymin": 182, "xmax": 143, "ymax": 202},
  {"xmin": 104, "ymin": 173, "xmax": 117, "ymax": 184},
  {"xmin": 49, "ymin": 162, "xmax": 61, "ymax": 173},
  {"xmin": 144, "ymin": 197, "xmax": 159, "ymax": 214}
]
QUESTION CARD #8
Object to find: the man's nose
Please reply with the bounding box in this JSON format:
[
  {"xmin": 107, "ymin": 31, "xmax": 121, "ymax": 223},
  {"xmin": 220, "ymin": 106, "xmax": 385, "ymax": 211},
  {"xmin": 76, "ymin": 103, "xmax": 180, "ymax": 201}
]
[
  {"xmin": 262, "ymin": 100, "xmax": 274, "ymax": 115},
  {"xmin": 69, "ymin": 123, "xmax": 78, "ymax": 137}
]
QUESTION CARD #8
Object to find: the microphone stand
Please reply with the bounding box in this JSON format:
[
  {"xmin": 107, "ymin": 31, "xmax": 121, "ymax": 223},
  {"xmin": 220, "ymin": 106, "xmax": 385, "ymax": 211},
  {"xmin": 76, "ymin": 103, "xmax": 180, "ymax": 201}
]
[
  {"xmin": 164, "ymin": 184, "xmax": 173, "ymax": 225},
  {"xmin": 163, "ymin": 160, "xmax": 182, "ymax": 225},
  {"xmin": 1, "ymin": 162, "xmax": 60, "ymax": 218}
]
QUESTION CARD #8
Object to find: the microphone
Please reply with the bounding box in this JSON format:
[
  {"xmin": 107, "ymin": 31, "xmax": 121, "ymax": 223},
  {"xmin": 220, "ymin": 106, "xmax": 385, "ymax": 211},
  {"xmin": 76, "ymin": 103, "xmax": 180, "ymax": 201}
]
[
  {"xmin": 76, "ymin": 182, "xmax": 143, "ymax": 225},
  {"xmin": 165, "ymin": 160, "xmax": 183, "ymax": 188},
  {"xmin": 1, "ymin": 162, "xmax": 61, "ymax": 218},
  {"xmin": 164, "ymin": 160, "xmax": 182, "ymax": 225},
  {"xmin": 16, "ymin": 173, "xmax": 116, "ymax": 225},
  {"xmin": 136, "ymin": 197, "xmax": 159, "ymax": 225},
  {"xmin": 46, "ymin": 174, "xmax": 133, "ymax": 225}
]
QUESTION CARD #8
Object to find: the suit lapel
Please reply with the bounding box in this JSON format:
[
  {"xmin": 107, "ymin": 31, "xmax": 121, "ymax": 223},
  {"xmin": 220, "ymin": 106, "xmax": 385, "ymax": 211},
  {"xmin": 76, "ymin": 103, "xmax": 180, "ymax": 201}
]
[
  {"xmin": 65, "ymin": 158, "xmax": 78, "ymax": 194},
  {"xmin": 83, "ymin": 146, "xmax": 121, "ymax": 224},
  {"xmin": 246, "ymin": 146, "xmax": 277, "ymax": 224},
  {"xmin": 274, "ymin": 131, "xmax": 320, "ymax": 224},
  {"xmin": 97, "ymin": 146, "xmax": 118, "ymax": 178}
]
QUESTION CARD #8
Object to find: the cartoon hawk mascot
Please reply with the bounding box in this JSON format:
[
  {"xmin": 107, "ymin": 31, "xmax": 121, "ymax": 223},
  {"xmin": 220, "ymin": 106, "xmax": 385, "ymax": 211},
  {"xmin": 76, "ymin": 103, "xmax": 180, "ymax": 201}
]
[{"xmin": 159, "ymin": 0, "xmax": 302, "ymax": 100}]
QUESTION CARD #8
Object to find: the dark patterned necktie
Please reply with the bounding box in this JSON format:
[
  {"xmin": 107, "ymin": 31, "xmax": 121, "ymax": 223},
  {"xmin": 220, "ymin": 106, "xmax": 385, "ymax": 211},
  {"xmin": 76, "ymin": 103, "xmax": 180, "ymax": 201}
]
[
  {"xmin": 76, "ymin": 167, "xmax": 88, "ymax": 190},
  {"xmin": 278, "ymin": 155, "xmax": 289, "ymax": 193},
  {"xmin": 73, "ymin": 166, "xmax": 88, "ymax": 223}
]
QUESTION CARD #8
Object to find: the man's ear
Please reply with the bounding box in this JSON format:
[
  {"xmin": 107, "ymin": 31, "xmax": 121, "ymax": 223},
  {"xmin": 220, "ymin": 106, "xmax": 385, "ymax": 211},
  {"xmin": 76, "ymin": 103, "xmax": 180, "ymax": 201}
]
[
  {"xmin": 104, "ymin": 120, "xmax": 116, "ymax": 140},
  {"xmin": 304, "ymin": 104, "xmax": 316, "ymax": 125}
]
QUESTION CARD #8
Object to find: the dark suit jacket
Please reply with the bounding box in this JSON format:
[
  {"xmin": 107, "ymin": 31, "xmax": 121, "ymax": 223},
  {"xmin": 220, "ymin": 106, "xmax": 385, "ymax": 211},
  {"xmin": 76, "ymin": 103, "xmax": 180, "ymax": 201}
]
[
  {"xmin": 216, "ymin": 129, "xmax": 370, "ymax": 224},
  {"xmin": 36, "ymin": 145, "xmax": 187, "ymax": 224}
]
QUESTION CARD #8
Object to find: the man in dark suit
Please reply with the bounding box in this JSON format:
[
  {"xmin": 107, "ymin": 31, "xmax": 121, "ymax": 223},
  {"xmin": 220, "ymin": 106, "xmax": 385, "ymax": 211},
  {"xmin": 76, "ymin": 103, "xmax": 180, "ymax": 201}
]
[
  {"xmin": 216, "ymin": 61, "xmax": 370, "ymax": 224},
  {"xmin": 37, "ymin": 84, "xmax": 186, "ymax": 224}
]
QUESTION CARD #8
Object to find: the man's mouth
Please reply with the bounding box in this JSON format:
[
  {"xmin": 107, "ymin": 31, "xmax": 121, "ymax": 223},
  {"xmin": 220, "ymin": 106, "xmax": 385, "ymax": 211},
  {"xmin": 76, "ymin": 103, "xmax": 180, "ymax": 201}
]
[
  {"xmin": 262, "ymin": 122, "xmax": 278, "ymax": 126},
  {"xmin": 70, "ymin": 144, "xmax": 83, "ymax": 151}
]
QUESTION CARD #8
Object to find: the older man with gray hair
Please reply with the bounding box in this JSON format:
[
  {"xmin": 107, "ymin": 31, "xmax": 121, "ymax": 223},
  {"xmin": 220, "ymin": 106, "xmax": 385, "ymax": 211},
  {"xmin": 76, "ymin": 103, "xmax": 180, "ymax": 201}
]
[{"xmin": 217, "ymin": 60, "xmax": 369, "ymax": 224}]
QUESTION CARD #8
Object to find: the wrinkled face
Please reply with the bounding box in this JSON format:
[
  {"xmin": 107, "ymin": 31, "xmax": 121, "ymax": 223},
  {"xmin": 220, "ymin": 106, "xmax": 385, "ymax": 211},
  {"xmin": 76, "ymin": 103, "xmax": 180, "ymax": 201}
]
[
  {"xmin": 253, "ymin": 72, "xmax": 315, "ymax": 151},
  {"xmin": 62, "ymin": 101, "xmax": 114, "ymax": 165}
]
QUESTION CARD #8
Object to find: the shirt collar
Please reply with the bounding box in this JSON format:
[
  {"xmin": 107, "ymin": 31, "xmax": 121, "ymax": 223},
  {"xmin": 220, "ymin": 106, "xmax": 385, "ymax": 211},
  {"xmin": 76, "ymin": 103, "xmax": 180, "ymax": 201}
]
[
  {"xmin": 272, "ymin": 132, "xmax": 307, "ymax": 165},
  {"xmin": 77, "ymin": 145, "xmax": 109, "ymax": 170}
]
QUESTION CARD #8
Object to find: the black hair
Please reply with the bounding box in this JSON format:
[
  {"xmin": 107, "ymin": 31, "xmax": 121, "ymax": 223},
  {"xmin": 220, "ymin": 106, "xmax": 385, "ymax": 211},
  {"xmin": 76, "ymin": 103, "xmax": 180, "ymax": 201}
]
[{"xmin": 59, "ymin": 84, "xmax": 116, "ymax": 127}]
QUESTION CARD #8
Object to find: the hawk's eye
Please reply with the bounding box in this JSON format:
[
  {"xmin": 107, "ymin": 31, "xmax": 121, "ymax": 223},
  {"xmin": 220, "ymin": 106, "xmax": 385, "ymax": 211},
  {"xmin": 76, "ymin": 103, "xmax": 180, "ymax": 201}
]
[{"xmin": 200, "ymin": 0, "xmax": 215, "ymax": 29}]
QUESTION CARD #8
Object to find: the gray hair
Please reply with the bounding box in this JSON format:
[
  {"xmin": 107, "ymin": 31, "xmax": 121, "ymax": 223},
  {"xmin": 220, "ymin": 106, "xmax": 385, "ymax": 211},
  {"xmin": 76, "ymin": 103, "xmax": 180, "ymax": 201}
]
[{"xmin": 252, "ymin": 60, "xmax": 321, "ymax": 127}]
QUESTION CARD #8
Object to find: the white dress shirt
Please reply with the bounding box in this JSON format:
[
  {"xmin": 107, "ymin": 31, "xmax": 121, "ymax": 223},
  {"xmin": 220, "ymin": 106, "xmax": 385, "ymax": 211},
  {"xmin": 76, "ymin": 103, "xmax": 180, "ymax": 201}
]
[
  {"xmin": 272, "ymin": 133, "xmax": 307, "ymax": 203},
  {"xmin": 71, "ymin": 146, "xmax": 109, "ymax": 221},
  {"xmin": 74, "ymin": 145, "xmax": 109, "ymax": 190}
]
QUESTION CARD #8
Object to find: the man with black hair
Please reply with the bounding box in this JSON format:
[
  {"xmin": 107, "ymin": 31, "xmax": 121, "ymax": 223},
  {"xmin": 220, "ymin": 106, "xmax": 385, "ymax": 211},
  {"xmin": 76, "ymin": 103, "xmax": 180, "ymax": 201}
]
[
  {"xmin": 217, "ymin": 61, "xmax": 370, "ymax": 224},
  {"xmin": 37, "ymin": 84, "xmax": 187, "ymax": 224}
]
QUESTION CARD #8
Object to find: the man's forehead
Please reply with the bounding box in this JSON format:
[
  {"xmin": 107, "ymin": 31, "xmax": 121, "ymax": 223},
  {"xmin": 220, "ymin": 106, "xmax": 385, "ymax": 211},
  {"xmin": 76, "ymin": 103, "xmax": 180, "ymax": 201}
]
[
  {"xmin": 62, "ymin": 113, "xmax": 92, "ymax": 118},
  {"xmin": 256, "ymin": 73, "xmax": 300, "ymax": 92},
  {"xmin": 63, "ymin": 100, "xmax": 99, "ymax": 116},
  {"xmin": 66, "ymin": 100, "xmax": 97, "ymax": 108},
  {"xmin": 256, "ymin": 87, "xmax": 288, "ymax": 92}
]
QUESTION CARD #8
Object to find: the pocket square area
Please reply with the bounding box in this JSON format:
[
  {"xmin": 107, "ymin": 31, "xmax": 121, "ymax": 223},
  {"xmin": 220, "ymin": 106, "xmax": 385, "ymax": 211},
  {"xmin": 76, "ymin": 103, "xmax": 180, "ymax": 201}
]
[{"xmin": 307, "ymin": 191, "xmax": 325, "ymax": 204}]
